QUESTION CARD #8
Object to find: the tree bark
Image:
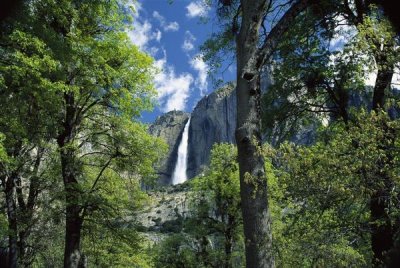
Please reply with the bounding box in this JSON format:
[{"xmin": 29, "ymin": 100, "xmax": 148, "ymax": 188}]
[
  {"xmin": 236, "ymin": 1, "xmax": 274, "ymax": 267},
  {"xmin": 369, "ymin": 46, "xmax": 396, "ymax": 265},
  {"xmin": 372, "ymin": 57, "xmax": 394, "ymax": 111},
  {"xmin": 61, "ymin": 151, "xmax": 84, "ymax": 268},
  {"xmin": 235, "ymin": 1, "xmax": 312, "ymax": 267},
  {"xmin": 58, "ymin": 91, "xmax": 85, "ymax": 268}
]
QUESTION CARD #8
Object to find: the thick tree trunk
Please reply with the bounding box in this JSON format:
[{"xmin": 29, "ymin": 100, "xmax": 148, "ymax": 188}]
[
  {"xmin": 58, "ymin": 92, "xmax": 85, "ymax": 268},
  {"xmin": 369, "ymin": 49, "xmax": 397, "ymax": 265},
  {"xmin": 369, "ymin": 117, "xmax": 398, "ymax": 266},
  {"xmin": 64, "ymin": 199, "xmax": 83, "ymax": 268},
  {"xmin": 60, "ymin": 146, "xmax": 85, "ymax": 268},
  {"xmin": 236, "ymin": 1, "xmax": 274, "ymax": 267}
]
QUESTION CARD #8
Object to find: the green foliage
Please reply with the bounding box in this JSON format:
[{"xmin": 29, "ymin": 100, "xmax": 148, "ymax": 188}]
[
  {"xmin": 153, "ymin": 233, "xmax": 198, "ymax": 268},
  {"xmin": 0, "ymin": 134, "xmax": 8, "ymax": 163},
  {"xmin": 153, "ymin": 144, "xmax": 244, "ymax": 268},
  {"xmin": 269, "ymin": 109, "xmax": 400, "ymax": 267},
  {"xmin": 354, "ymin": 5, "xmax": 399, "ymax": 71},
  {"xmin": 0, "ymin": 0, "xmax": 167, "ymax": 266}
]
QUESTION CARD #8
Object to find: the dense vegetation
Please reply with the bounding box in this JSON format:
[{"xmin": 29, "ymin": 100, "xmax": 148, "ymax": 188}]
[
  {"xmin": 0, "ymin": 0, "xmax": 166, "ymax": 267},
  {"xmin": 0, "ymin": 0, "xmax": 399, "ymax": 267}
]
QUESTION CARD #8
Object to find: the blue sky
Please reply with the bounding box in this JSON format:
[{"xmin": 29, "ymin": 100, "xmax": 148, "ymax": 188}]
[{"xmin": 126, "ymin": 0, "xmax": 235, "ymax": 123}]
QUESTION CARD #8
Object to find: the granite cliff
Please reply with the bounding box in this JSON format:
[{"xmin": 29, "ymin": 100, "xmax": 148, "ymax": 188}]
[
  {"xmin": 149, "ymin": 84, "xmax": 236, "ymax": 184},
  {"xmin": 187, "ymin": 84, "xmax": 236, "ymax": 178},
  {"xmin": 149, "ymin": 111, "xmax": 190, "ymax": 185}
]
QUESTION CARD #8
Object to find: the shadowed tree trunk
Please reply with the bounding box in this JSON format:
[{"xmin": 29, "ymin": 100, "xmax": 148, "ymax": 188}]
[
  {"xmin": 234, "ymin": 0, "xmax": 311, "ymax": 266},
  {"xmin": 369, "ymin": 60, "xmax": 396, "ymax": 265},
  {"xmin": 57, "ymin": 91, "xmax": 85, "ymax": 268},
  {"xmin": 235, "ymin": 1, "xmax": 273, "ymax": 266},
  {"xmin": 338, "ymin": 2, "xmax": 399, "ymax": 263}
]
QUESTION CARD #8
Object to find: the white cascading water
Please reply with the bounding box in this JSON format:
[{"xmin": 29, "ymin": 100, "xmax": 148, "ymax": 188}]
[{"xmin": 172, "ymin": 117, "xmax": 191, "ymax": 185}]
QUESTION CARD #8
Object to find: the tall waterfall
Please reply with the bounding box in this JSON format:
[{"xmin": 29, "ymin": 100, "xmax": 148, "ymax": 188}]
[{"xmin": 172, "ymin": 117, "xmax": 191, "ymax": 185}]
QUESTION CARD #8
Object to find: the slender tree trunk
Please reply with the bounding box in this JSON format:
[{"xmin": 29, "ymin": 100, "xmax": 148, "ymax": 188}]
[
  {"xmin": 5, "ymin": 174, "xmax": 18, "ymax": 268},
  {"xmin": 236, "ymin": 1, "xmax": 274, "ymax": 267}
]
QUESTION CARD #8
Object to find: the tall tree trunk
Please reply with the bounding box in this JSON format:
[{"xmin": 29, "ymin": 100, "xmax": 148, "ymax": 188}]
[
  {"xmin": 369, "ymin": 47, "xmax": 397, "ymax": 265},
  {"xmin": 368, "ymin": 116, "xmax": 397, "ymax": 266},
  {"xmin": 60, "ymin": 141, "xmax": 84, "ymax": 268},
  {"xmin": 343, "ymin": 2, "xmax": 398, "ymax": 260},
  {"xmin": 5, "ymin": 173, "xmax": 18, "ymax": 268},
  {"xmin": 58, "ymin": 92, "xmax": 85, "ymax": 268},
  {"xmin": 236, "ymin": 1, "xmax": 274, "ymax": 267}
]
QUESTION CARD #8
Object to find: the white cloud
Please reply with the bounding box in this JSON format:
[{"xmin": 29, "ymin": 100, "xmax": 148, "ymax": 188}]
[
  {"xmin": 152, "ymin": 11, "xmax": 164, "ymax": 23},
  {"xmin": 127, "ymin": 7, "xmax": 161, "ymax": 49},
  {"xmin": 126, "ymin": 4, "xmax": 193, "ymax": 112},
  {"xmin": 155, "ymin": 29, "xmax": 162, "ymax": 42},
  {"xmin": 190, "ymin": 55, "xmax": 208, "ymax": 96},
  {"xmin": 182, "ymin": 31, "xmax": 196, "ymax": 52},
  {"xmin": 164, "ymin": 21, "xmax": 179, "ymax": 32},
  {"xmin": 148, "ymin": 47, "xmax": 160, "ymax": 57},
  {"xmin": 186, "ymin": 1, "xmax": 209, "ymax": 18},
  {"xmin": 128, "ymin": 20, "xmax": 152, "ymax": 49},
  {"xmin": 155, "ymin": 51, "xmax": 194, "ymax": 112},
  {"xmin": 153, "ymin": 10, "xmax": 180, "ymax": 32}
]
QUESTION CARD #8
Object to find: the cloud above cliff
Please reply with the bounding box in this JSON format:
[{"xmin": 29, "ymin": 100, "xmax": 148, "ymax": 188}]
[
  {"xmin": 190, "ymin": 55, "xmax": 208, "ymax": 96},
  {"xmin": 154, "ymin": 51, "xmax": 194, "ymax": 112}
]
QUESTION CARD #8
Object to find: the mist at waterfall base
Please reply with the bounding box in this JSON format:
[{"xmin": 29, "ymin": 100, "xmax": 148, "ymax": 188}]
[{"xmin": 172, "ymin": 118, "xmax": 191, "ymax": 185}]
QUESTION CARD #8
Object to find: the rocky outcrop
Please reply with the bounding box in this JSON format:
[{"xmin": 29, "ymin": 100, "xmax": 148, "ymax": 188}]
[
  {"xmin": 187, "ymin": 83, "xmax": 237, "ymax": 178},
  {"xmin": 135, "ymin": 184, "xmax": 191, "ymax": 236},
  {"xmin": 149, "ymin": 111, "xmax": 190, "ymax": 185}
]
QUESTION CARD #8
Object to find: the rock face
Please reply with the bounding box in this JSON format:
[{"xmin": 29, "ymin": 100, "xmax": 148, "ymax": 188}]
[
  {"xmin": 135, "ymin": 185, "xmax": 191, "ymax": 237},
  {"xmin": 187, "ymin": 84, "xmax": 237, "ymax": 178},
  {"xmin": 149, "ymin": 111, "xmax": 190, "ymax": 185},
  {"xmin": 149, "ymin": 84, "xmax": 237, "ymax": 184}
]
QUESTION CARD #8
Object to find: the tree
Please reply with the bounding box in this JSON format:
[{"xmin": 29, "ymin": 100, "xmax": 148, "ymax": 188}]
[
  {"xmin": 269, "ymin": 109, "xmax": 400, "ymax": 266},
  {"xmin": 203, "ymin": 1, "xmax": 313, "ymax": 266},
  {"xmin": 0, "ymin": 10, "xmax": 62, "ymax": 265},
  {"xmin": 261, "ymin": 1, "xmax": 400, "ymax": 263},
  {"xmin": 36, "ymin": 2, "xmax": 163, "ymax": 266},
  {"xmin": 0, "ymin": 1, "xmax": 167, "ymax": 267},
  {"xmin": 189, "ymin": 143, "xmax": 243, "ymax": 268}
]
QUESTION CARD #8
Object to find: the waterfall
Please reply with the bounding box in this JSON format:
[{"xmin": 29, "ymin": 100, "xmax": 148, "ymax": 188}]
[{"xmin": 172, "ymin": 117, "xmax": 191, "ymax": 185}]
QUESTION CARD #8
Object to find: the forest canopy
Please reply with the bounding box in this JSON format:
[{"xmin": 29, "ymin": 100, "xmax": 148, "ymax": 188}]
[{"xmin": 1, "ymin": 0, "xmax": 399, "ymax": 267}]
